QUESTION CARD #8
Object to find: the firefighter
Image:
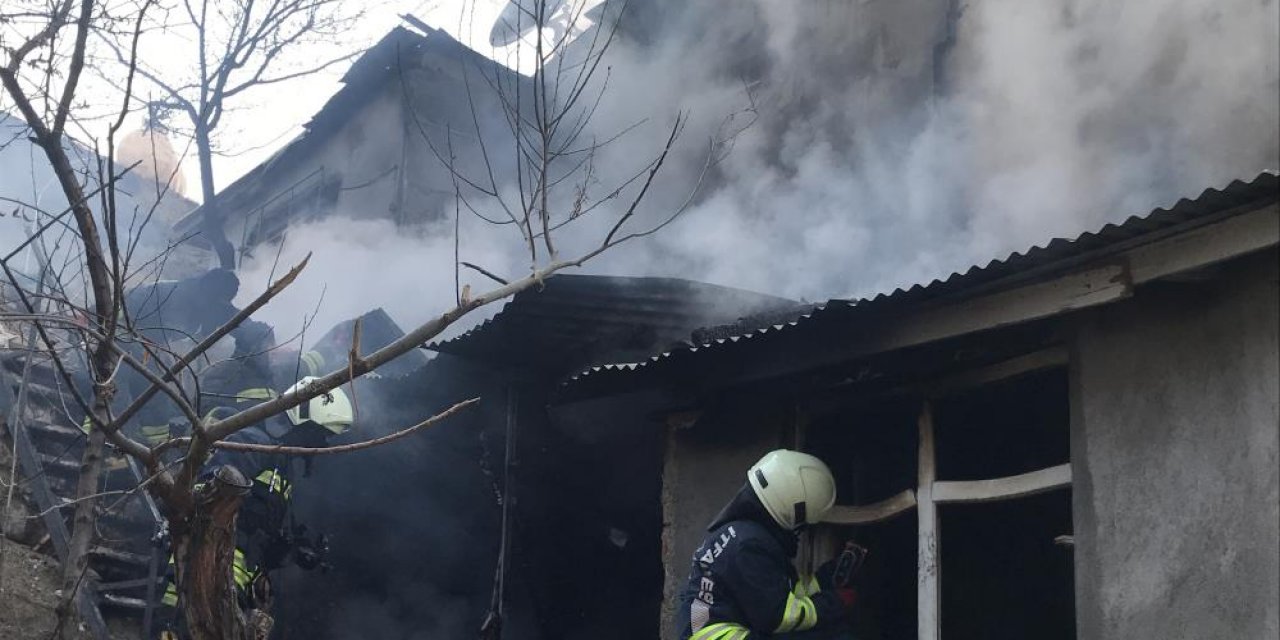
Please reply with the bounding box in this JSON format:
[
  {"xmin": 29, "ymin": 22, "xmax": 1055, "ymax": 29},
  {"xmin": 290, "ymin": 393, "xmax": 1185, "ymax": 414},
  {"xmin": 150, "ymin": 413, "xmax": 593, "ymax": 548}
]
[
  {"xmin": 207, "ymin": 376, "xmax": 352, "ymax": 588},
  {"xmin": 136, "ymin": 318, "xmax": 280, "ymax": 451},
  {"xmin": 198, "ymin": 318, "xmax": 280, "ymax": 414},
  {"xmin": 224, "ymin": 377, "xmax": 349, "ymax": 569},
  {"xmin": 676, "ymin": 450, "xmax": 856, "ymax": 640},
  {"xmin": 125, "ymin": 268, "xmax": 240, "ymax": 345},
  {"xmin": 157, "ymin": 377, "xmax": 352, "ymax": 635},
  {"xmin": 123, "ymin": 268, "xmax": 244, "ymax": 440}
]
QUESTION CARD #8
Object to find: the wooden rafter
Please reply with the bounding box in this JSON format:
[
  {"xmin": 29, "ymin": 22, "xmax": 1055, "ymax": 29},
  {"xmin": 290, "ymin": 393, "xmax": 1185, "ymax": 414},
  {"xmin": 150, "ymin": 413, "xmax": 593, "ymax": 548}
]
[
  {"xmin": 824, "ymin": 489, "xmax": 918, "ymax": 525},
  {"xmin": 923, "ymin": 347, "xmax": 1068, "ymax": 399},
  {"xmin": 933, "ymin": 463, "xmax": 1072, "ymax": 504}
]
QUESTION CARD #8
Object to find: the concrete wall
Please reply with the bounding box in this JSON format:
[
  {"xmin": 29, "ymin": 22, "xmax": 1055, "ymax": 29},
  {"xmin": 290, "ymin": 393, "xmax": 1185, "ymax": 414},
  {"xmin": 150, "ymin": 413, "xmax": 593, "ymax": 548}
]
[
  {"xmin": 1070, "ymin": 250, "xmax": 1280, "ymax": 639},
  {"xmin": 325, "ymin": 85, "xmax": 408, "ymax": 222},
  {"xmin": 658, "ymin": 400, "xmax": 792, "ymax": 639}
]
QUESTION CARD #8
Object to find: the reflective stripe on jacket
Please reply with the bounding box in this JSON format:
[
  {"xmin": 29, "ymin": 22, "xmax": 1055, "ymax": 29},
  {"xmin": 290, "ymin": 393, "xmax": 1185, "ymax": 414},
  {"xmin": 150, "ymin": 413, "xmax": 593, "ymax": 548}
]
[
  {"xmin": 255, "ymin": 468, "xmax": 293, "ymax": 499},
  {"xmin": 677, "ymin": 519, "xmax": 845, "ymax": 638},
  {"xmin": 234, "ymin": 388, "xmax": 277, "ymax": 403},
  {"xmin": 691, "ymin": 622, "xmax": 750, "ymax": 640}
]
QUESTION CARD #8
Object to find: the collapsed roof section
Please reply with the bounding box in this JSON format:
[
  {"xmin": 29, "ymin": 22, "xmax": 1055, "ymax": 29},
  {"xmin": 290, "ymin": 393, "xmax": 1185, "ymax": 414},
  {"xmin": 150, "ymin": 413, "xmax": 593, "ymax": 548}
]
[
  {"xmin": 561, "ymin": 171, "xmax": 1279, "ymax": 399},
  {"xmin": 425, "ymin": 274, "xmax": 797, "ymax": 374}
]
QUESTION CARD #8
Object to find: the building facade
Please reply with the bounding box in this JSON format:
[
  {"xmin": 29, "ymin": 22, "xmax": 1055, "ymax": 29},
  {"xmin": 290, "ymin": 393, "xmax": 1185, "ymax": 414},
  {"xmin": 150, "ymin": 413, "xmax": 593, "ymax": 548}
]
[
  {"xmin": 174, "ymin": 24, "xmax": 518, "ymax": 267},
  {"xmin": 555, "ymin": 172, "xmax": 1279, "ymax": 640}
]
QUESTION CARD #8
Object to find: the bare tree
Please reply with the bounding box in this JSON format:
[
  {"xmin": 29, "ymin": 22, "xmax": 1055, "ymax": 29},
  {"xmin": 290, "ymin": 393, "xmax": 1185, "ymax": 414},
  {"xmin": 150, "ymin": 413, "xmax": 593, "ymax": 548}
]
[
  {"xmin": 98, "ymin": 0, "xmax": 366, "ymax": 269},
  {"xmin": 1, "ymin": 1, "xmax": 726, "ymax": 638},
  {"xmin": 1, "ymin": 3, "xmax": 143, "ymax": 636}
]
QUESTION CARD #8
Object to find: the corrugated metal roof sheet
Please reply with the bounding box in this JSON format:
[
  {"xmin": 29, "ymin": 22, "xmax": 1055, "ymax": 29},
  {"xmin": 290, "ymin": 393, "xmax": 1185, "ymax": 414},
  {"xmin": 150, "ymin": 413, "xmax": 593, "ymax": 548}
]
[
  {"xmin": 426, "ymin": 274, "xmax": 795, "ymax": 372},
  {"xmin": 565, "ymin": 170, "xmax": 1279, "ymax": 390}
]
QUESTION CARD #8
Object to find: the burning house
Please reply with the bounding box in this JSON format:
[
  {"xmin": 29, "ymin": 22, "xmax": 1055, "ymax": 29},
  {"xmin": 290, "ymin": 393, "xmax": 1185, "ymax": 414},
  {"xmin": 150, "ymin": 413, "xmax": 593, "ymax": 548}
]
[
  {"xmin": 553, "ymin": 171, "xmax": 1279, "ymax": 639},
  {"xmin": 271, "ymin": 274, "xmax": 797, "ymax": 638},
  {"xmin": 2, "ymin": 1, "xmax": 1275, "ymax": 638},
  {"xmin": 237, "ymin": 171, "xmax": 1276, "ymax": 640}
]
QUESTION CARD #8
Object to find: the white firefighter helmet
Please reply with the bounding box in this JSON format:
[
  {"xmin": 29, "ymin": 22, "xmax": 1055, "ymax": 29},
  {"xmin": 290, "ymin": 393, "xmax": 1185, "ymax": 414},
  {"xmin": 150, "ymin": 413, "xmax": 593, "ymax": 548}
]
[
  {"xmin": 284, "ymin": 377, "xmax": 353, "ymax": 435},
  {"xmin": 747, "ymin": 449, "xmax": 837, "ymax": 530}
]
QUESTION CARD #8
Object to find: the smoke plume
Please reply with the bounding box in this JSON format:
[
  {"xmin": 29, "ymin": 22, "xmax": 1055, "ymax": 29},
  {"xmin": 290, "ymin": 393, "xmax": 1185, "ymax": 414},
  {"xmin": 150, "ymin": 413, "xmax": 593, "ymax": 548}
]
[
  {"xmin": 234, "ymin": 3, "xmax": 1277, "ymax": 636},
  {"xmin": 241, "ymin": 0, "xmax": 1277, "ymax": 338},
  {"xmin": 574, "ymin": 0, "xmax": 1279, "ymax": 301}
]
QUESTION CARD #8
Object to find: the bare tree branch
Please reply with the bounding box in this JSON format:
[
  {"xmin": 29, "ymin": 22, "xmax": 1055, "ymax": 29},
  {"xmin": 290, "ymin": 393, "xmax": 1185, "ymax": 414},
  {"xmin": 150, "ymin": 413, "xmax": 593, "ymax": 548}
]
[
  {"xmin": 107, "ymin": 253, "xmax": 311, "ymax": 433},
  {"xmin": 50, "ymin": 0, "xmax": 93, "ymax": 137},
  {"xmin": 163, "ymin": 397, "xmax": 480, "ymax": 458}
]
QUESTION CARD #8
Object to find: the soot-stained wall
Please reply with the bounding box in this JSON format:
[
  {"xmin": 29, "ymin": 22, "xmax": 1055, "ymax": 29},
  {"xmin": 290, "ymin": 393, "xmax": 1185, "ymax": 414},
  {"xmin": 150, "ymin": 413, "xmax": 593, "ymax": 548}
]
[
  {"xmin": 1070, "ymin": 250, "xmax": 1280, "ymax": 639},
  {"xmin": 222, "ymin": 80, "xmax": 407, "ymax": 256}
]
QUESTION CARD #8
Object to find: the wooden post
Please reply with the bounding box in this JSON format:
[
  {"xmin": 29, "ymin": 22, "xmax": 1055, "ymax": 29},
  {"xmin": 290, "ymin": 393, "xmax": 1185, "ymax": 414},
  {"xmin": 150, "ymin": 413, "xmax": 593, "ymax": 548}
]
[{"xmin": 917, "ymin": 402, "xmax": 940, "ymax": 640}]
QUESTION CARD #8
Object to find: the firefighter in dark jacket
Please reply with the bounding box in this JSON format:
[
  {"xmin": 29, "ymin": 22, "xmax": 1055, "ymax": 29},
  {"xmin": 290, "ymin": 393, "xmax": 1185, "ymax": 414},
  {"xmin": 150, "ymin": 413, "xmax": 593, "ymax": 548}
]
[
  {"xmin": 207, "ymin": 376, "xmax": 352, "ymax": 589},
  {"xmin": 158, "ymin": 377, "xmax": 351, "ymax": 632},
  {"xmin": 677, "ymin": 450, "xmax": 855, "ymax": 640}
]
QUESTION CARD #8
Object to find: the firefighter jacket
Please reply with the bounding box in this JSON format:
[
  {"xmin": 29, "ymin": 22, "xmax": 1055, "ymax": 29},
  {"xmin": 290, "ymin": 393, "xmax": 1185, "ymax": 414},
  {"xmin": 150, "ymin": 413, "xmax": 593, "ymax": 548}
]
[
  {"xmin": 206, "ymin": 421, "xmax": 295, "ymax": 572},
  {"xmin": 676, "ymin": 488, "xmax": 847, "ymax": 639},
  {"xmin": 163, "ymin": 422, "xmax": 290, "ymax": 608}
]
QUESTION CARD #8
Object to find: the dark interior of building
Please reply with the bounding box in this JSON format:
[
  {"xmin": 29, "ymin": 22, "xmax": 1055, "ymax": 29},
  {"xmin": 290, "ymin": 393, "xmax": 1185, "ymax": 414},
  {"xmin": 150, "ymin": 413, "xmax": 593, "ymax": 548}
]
[
  {"xmin": 806, "ymin": 365, "xmax": 1075, "ymax": 639},
  {"xmin": 938, "ymin": 491, "xmax": 1075, "ymax": 640},
  {"xmin": 933, "ymin": 368, "xmax": 1071, "ymax": 481},
  {"xmin": 809, "ymin": 398, "xmax": 920, "ymax": 640},
  {"xmin": 268, "ymin": 355, "xmax": 668, "ymax": 639},
  {"xmin": 933, "ymin": 367, "xmax": 1074, "ymax": 639}
]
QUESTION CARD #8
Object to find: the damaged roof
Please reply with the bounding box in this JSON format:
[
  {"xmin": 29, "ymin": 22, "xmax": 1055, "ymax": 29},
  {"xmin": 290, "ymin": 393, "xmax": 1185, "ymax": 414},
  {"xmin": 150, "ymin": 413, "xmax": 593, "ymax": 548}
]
[
  {"xmin": 425, "ymin": 274, "xmax": 795, "ymax": 373},
  {"xmin": 563, "ymin": 170, "xmax": 1279, "ymax": 397}
]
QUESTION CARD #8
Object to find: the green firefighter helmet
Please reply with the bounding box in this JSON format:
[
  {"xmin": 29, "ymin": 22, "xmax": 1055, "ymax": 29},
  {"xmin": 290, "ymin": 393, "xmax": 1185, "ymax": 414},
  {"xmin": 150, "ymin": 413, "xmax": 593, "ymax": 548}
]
[
  {"xmin": 747, "ymin": 449, "xmax": 837, "ymax": 531},
  {"xmin": 284, "ymin": 376, "xmax": 353, "ymax": 435}
]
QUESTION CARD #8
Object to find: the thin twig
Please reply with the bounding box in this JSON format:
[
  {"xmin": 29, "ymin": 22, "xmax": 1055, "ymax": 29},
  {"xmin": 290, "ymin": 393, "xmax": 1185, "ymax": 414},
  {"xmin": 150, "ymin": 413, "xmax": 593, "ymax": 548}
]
[
  {"xmin": 347, "ymin": 317, "xmax": 362, "ymax": 424},
  {"xmin": 169, "ymin": 398, "xmax": 480, "ymax": 457},
  {"xmin": 460, "ymin": 262, "xmax": 510, "ymax": 286}
]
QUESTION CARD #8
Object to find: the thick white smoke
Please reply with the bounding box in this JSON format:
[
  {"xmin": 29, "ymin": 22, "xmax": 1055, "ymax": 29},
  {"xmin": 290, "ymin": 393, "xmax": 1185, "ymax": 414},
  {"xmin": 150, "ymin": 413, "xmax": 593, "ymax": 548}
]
[
  {"xmin": 242, "ymin": 0, "xmax": 1278, "ymax": 337},
  {"xmin": 570, "ymin": 0, "xmax": 1279, "ymax": 300},
  {"xmin": 231, "ymin": 4, "xmax": 1277, "ymax": 636},
  {"xmin": 235, "ymin": 215, "xmax": 524, "ymax": 349}
]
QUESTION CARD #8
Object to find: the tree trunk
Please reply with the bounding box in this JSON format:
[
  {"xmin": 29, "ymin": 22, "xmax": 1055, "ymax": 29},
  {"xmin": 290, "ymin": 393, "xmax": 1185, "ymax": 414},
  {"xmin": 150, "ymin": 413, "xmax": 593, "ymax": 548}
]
[
  {"xmin": 173, "ymin": 464, "xmax": 264, "ymax": 640},
  {"xmin": 24, "ymin": 121, "xmax": 127, "ymax": 640},
  {"xmin": 195, "ymin": 125, "xmax": 235, "ymax": 269},
  {"xmin": 56, "ymin": 398, "xmax": 109, "ymax": 639}
]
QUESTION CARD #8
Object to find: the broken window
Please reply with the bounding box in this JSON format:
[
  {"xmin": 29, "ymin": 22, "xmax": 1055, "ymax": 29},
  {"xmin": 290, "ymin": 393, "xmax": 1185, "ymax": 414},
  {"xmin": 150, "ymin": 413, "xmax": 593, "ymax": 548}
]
[{"xmin": 807, "ymin": 351, "xmax": 1075, "ymax": 639}]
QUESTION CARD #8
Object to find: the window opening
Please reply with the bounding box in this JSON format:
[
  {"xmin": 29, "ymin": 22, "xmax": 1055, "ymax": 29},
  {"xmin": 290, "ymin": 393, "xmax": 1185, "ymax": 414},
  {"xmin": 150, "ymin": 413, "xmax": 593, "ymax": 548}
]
[{"xmin": 807, "ymin": 351, "xmax": 1075, "ymax": 639}]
